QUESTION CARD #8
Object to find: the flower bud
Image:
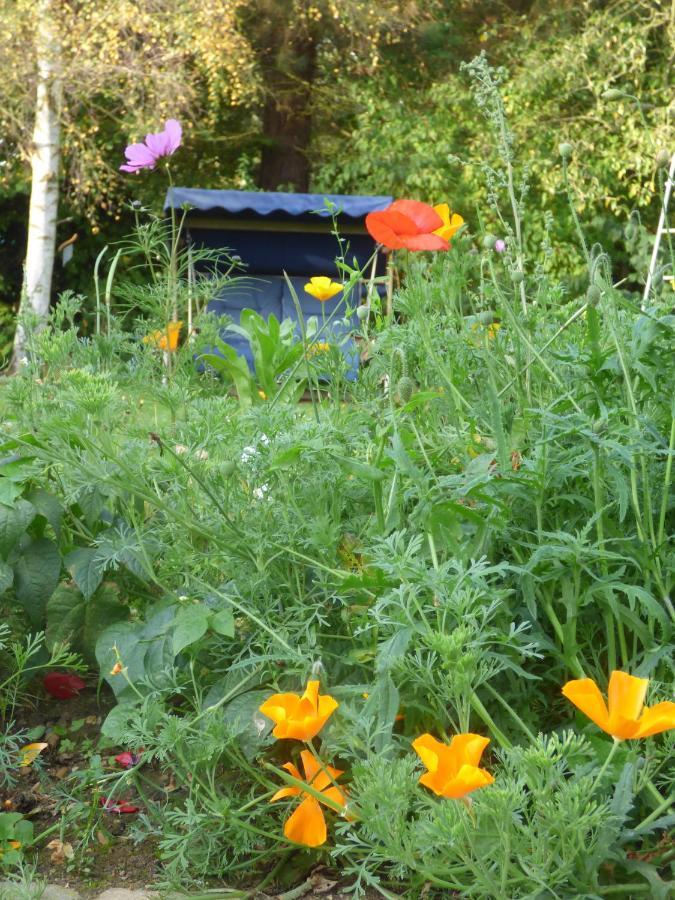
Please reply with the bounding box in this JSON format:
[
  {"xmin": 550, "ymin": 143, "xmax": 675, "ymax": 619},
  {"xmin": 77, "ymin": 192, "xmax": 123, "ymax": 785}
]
[
  {"xmin": 356, "ymin": 305, "xmax": 369, "ymax": 321},
  {"xmin": 586, "ymin": 284, "xmax": 601, "ymax": 305},
  {"xmin": 482, "ymin": 234, "xmax": 497, "ymax": 250},
  {"xmin": 511, "ymin": 270, "xmax": 525, "ymax": 284},
  {"xmin": 655, "ymin": 149, "xmax": 672, "ymax": 169},
  {"xmin": 220, "ymin": 460, "xmax": 236, "ymax": 477},
  {"xmin": 601, "ymin": 88, "xmax": 624, "ymax": 100},
  {"xmin": 396, "ymin": 376, "xmax": 415, "ymax": 404},
  {"xmin": 559, "ymin": 143, "xmax": 573, "ymax": 160}
]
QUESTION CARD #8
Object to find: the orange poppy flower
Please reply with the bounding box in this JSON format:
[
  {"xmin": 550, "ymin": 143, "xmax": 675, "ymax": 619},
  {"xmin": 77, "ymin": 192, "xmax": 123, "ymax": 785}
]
[
  {"xmin": 304, "ymin": 277, "xmax": 342, "ymax": 302},
  {"xmin": 143, "ymin": 320, "xmax": 182, "ymax": 352},
  {"xmin": 412, "ymin": 733, "xmax": 494, "ymax": 799},
  {"xmin": 259, "ymin": 680, "xmax": 338, "ymax": 741},
  {"xmin": 365, "ymin": 200, "xmax": 449, "ymax": 251},
  {"xmin": 271, "ymin": 749, "xmax": 347, "ymax": 847},
  {"xmin": 433, "ymin": 203, "xmax": 465, "ymax": 243},
  {"xmin": 562, "ymin": 670, "xmax": 675, "ymax": 740}
]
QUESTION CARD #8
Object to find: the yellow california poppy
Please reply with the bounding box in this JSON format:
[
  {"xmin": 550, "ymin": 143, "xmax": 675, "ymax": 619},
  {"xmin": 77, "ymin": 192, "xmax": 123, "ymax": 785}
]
[
  {"xmin": 562, "ymin": 670, "xmax": 675, "ymax": 740},
  {"xmin": 433, "ymin": 203, "xmax": 465, "ymax": 242},
  {"xmin": 259, "ymin": 680, "xmax": 338, "ymax": 741},
  {"xmin": 271, "ymin": 750, "xmax": 347, "ymax": 847},
  {"xmin": 304, "ymin": 277, "xmax": 343, "ymax": 302},
  {"xmin": 412, "ymin": 732, "xmax": 494, "ymax": 799}
]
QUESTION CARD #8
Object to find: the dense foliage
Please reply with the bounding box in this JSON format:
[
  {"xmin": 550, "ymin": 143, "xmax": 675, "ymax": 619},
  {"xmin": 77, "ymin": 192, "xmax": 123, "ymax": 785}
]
[{"xmin": 0, "ymin": 57, "xmax": 673, "ymax": 895}]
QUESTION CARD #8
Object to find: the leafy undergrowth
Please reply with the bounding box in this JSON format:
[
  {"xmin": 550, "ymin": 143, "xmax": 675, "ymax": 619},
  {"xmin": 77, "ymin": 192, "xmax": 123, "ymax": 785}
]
[{"xmin": 1, "ymin": 59, "xmax": 673, "ymax": 899}]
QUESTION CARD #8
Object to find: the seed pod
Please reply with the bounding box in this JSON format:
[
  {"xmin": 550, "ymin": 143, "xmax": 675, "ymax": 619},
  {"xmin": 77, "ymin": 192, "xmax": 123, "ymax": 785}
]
[
  {"xmin": 602, "ymin": 88, "xmax": 624, "ymax": 100},
  {"xmin": 511, "ymin": 270, "xmax": 525, "ymax": 284},
  {"xmin": 356, "ymin": 305, "xmax": 369, "ymax": 321},
  {"xmin": 482, "ymin": 234, "xmax": 497, "ymax": 250},
  {"xmin": 655, "ymin": 149, "xmax": 672, "ymax": 169},
  {"xmin": 559, "ymin": 142, "xmax": 573, "ymax": 160},
  {"xmin": 221, "ymin": 461, "xmax": 236, "ymax": 477},
  {"xmin": 396, "ymin": 376, "xmax": 414, "ymax": 404}
]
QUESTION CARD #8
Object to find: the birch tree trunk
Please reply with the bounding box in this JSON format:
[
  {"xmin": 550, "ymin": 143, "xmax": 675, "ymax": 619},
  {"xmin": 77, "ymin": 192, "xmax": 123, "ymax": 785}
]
[{"xmin": 11, "ymin": 0, "xmax": 61, "ymax": 371}]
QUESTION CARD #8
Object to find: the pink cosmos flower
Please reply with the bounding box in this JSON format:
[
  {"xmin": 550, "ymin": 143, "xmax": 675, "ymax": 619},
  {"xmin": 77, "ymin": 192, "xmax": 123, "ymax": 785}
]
[
  {"xmin": 120, "ymin": 119, "xmax": 182, "ymax": 174},
  {"xmin": 494, "ymin": 239, "xmax": 506, "ymax": 253}
]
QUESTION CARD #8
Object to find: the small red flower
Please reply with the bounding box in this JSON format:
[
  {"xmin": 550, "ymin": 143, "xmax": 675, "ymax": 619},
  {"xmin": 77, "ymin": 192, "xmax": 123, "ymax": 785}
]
[
  {"xmin": 365, "ymin": 200, "xmax": 448, "ymax": 251},
  {"xmin": 115, "ymin": 751, "xmax": 142, "ymax": 769},
  {"xmin": 43, "ymin": 672, "xmax": 86, "ymax": 700},
  {"xmin": 99, "ymin": 797, "xmax": 140, "ymax": 814}
]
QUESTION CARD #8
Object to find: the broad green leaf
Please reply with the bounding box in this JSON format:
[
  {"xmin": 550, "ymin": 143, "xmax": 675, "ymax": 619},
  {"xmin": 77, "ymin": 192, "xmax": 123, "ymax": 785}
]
[
  {"xmin": 222, "ymin": 689, "xmax": 274, "ymax": 759},
  {"xmin": 14, "ymin": 537, "xmax": 61, "ymax": 626},
  {"xmin": 64, "ymin": 547, "xmax": 103, "ymax": 599},
  {"xmin": 173, "ymin": 604, "xmax": 210, "ymax": 654},
  {"xmin": 0, "ymin": 499, "xmax": 35, "ymax": 557},
  {"xmin": 210, "ymin": 608, "xmax": 235, "ymax": 638},
  {"xmin": 0, "ymin": 480, "xmax": 23, "ymax": 506},
  {"xmin": 376, "ymin": 626, "xmax": 414, "ymax": 673},
  {"xmin": 26, "ymin": 488, "xmax": 63, "ymax": 540},
  {"xmin": 333, "ymin": 454, "xmax": 386, "ymax": 482},
  {"xmin": 0, "ymin": 559, "xmax": 13, "ymax": 593},
  {"xmin": 46, "ymin": 582, "xmax": 128, "ymax": 661}
]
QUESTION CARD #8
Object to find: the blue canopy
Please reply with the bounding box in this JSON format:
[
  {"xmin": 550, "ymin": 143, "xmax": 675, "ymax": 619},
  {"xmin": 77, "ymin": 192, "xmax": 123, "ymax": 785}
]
[
  {"xmin": 170, "ymin": 188, "xmax": 392, "ymax": 381},
  {"xmin": 164, "ymin": 188, "xmax": 392, "ymax": 222}
]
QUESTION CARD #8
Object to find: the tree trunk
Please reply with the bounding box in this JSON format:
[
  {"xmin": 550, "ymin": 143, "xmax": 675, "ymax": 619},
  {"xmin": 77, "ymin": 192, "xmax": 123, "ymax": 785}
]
[
  {"xmin": 11, "ymin": 0, "xmax": 61, "ymax": 371},
  {"xmin": 251, "ymin": 1, "xmax": 316, "ymax": 193}
]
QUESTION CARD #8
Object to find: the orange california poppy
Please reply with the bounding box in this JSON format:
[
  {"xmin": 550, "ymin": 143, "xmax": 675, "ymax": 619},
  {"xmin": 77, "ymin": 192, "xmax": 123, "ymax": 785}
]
[
  {"xmin": 365, "ymin": 200, "xmax": 449, "ymax": 251},
  {"xmin": 562, "ymin": 670, "xmax": 675, "ymax": 740},
  {"xmin": 143, "ymin": 320, "xmax": 182, "ymax": 352},
  {"xmin": 271, "ymin": 749, "xmax": 347, "ymax": 847},
  {"xmin": 412, "ymin": 733, "xmax": 494, "ymax": 799},
  {"xmin": 259, "ymin": 680, "xmax": 338, "ymax": 741},
  {"xmin": 304, "ymin": 277, "xmax": 343, "ymax": 302},
  {"xmin": 433, "ymin": 203, "xmax": 465, "ymax": 243}
]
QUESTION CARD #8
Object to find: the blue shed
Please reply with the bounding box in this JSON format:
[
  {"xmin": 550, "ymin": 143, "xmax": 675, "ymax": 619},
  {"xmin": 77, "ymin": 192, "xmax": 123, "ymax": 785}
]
[{"xmin": 164, "ymin": 188, "xmax": 392, "ymax": 375}]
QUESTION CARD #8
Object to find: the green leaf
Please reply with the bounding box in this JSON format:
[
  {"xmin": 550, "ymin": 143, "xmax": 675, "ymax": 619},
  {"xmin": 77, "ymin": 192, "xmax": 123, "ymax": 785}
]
[
  {"xmin": 46, "ymin": 582, "xmax": 128, "ymax": 661},
  {"xmin": 64, "ymin": 547, "xmax": 103, "ymax": 600},
  {"xmin": 210, "ymin": 608, "xmax": 235, "ymax": 638},
  {"xmin": 0, "ymin": 499, "xmax": 35, "ymax": 556},
  {"xmin": 376, "ymin": 626, "xmax": 415, "ymax": 673},
  {"xmin": 222, "ymin": 689, "xmax": 274, "ymax": 759},
  {"xmin": 14, "ymin": 537, "xmax": 61, "ymax": 626},
  {"xmin": 173, "ymin": 604, "xmax": 210, "ymax": 655},
  {"xmin": 26, "ymin": 488, "xmax": 63, "ymax": 540},
  {"xmin": 0, "ymin": 480, "xmax": 23, "ymax": 506},
  {"xmin": 333, "ymin": 454, "xmax": 386, "ymax": 482}
]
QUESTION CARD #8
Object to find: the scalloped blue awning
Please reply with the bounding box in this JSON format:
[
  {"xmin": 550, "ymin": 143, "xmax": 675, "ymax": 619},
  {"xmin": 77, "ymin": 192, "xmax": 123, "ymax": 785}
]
[{"xmin": 164, "ymin": 188, "xmax": 393, "ymax": 221}]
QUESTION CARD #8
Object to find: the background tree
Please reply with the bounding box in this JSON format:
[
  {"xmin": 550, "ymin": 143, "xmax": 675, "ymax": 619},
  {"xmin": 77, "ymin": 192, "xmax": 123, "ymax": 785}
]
[{"xmin": 0, "ymin": 0, "xmax": 255, "ymax": 367}]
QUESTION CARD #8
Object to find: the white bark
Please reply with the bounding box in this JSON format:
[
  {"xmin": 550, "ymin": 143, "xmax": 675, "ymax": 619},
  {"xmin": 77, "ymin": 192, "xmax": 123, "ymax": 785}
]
[{"xmin": 12, "ymin": 0, "xmax": 61, "ymax": 369}]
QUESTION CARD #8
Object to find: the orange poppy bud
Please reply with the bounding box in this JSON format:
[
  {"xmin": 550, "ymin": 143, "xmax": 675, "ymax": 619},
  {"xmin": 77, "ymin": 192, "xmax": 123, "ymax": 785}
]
[{"xmin": 259, "ymin": 680, "xmax": 338, "ymax": 741}]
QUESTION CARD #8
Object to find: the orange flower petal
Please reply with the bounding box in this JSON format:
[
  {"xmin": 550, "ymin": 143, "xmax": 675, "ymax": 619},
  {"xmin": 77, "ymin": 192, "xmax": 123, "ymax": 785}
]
[
  {"xmin": 607, "ymin": 671, "xmax": 648, "ymax": 727},
  {"xmin": 271, "ymin": 785, "xmax": 302, "ymax": 802},
  {"xmin": 412, "ymin": 733, "xmax": 442, "ymax": 774},
  {"xmin": 562, "ymin": 678, "xmax": 611, "ymax": 734},
  {"xmin": 283, "ymin": 796, "xmax": 327, "ymax": 847},
  {"xmin": 389, "ymin": 199, "xmax": 443, "ymax": 233},
  {"xmin": 441, "ymin": 764, "xmax": 495, "ymax": 799},
  {"xmin": 447, "ymin": 733, "xmax": 490, "ymax": 772},
  {"xmin": 320, "ymin": 785, "xmax": 348, "ymax": 810},
  {"xmin": 634, "ymin": 701, "xmax": 675, "ymax": 738},
  {"xmin": 400, "ymin": 233, "xmax": 449, "ymax": 251}
]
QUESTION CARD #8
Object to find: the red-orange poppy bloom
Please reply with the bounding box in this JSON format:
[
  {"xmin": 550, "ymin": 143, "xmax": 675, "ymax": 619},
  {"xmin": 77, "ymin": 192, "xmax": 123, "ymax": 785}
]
[
  {"xmin": 259, "ymin": 680, "xmax": 338, "ymax": 741},
  {"xmin": 412, "ymin": 733, "xmax": 494, "ymax": 799},
  {"xmin": 562, "ymin": 670, "xmax": 675, "ymax": 740},
  {"xmin": 271, "ymin": 750, "xmax": 347, "ymax": 847},
  {"xmin": 365, "ymin": 200, "xmax": 449, "ymax": 251}
]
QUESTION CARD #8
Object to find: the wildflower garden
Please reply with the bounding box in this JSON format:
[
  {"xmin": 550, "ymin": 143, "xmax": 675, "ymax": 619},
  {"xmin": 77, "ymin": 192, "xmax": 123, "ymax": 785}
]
[{"xmin": 1, "ymin": 4, "xmax": 674, "ymax": 898}]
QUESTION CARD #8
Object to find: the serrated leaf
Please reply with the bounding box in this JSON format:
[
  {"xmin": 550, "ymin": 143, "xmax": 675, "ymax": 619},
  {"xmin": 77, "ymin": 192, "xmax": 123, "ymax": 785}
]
[
  {"xmin": 64, "ymin": 547, "xmax": 104, "ymax": 600},
  {"xmin": 173, "ymin": 604, "xmax": 210, "ymax": 655},
  {"xmin": 210, "ymin": 608, "xmax": 235, "ymax": 638},
  {"xmin": 14, "ymin": 537, "xmax": 61, "ymax": 626},
  {"xmin": 46, "ymin": 582, "xmax": 128, "ymax": 662}
]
